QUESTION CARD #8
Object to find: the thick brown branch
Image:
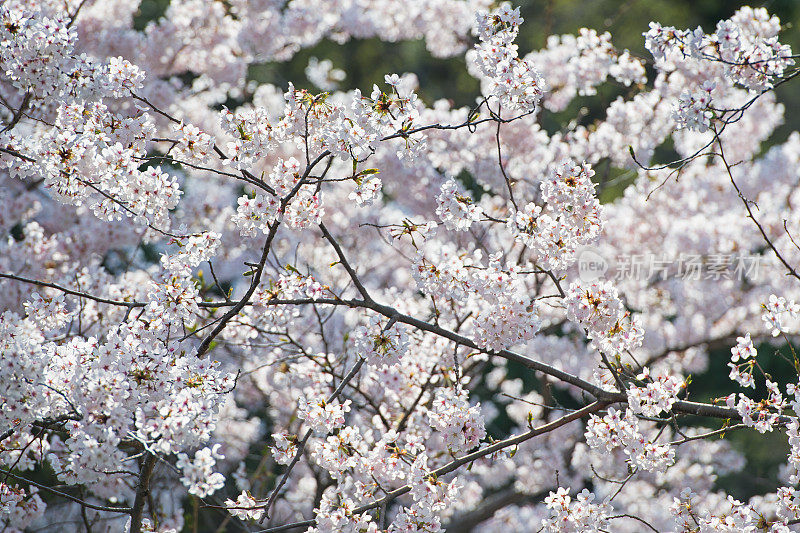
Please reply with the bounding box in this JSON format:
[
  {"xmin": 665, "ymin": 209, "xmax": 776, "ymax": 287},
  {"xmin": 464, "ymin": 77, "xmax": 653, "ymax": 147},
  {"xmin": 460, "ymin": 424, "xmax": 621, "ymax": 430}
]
[{"xmin": 129, "ymin": 453, "xmax": 157, "ymax": 533}]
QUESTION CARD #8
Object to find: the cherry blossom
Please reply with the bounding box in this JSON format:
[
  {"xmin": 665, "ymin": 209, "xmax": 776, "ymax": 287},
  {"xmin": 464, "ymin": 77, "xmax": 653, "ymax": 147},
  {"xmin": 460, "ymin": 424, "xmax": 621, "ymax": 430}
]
[
  {"xmin": 224, "ymin": 490, "xmax": 265, "ymax": 521},
  {"xmin": 297, "ymin": 397, "xmax": 352, "ymax": 434},
  {"xmin": 542, "ymin": 487, "xmax": 611, "ymax": 533},
  {"xmin": 1, "ymin": 1, "xmax": 800, "ymax": 532},
  {"xmin": 435, "ymin": 179, "xmax": 482, "ymax": 231},
  {"xmin": 626, "ymin": 368, "xmax": 684, "ymax": 417},
  {"xmin": 176, "ymin": 444, "xmax": 226, "ymax": 498},
  {"xmin": 427, "ymin": 385, "xmax": 486, "ymax": 453},
  {"xmin": 565, "ymin": 280, "xmax": 644, "ymax": 356}
]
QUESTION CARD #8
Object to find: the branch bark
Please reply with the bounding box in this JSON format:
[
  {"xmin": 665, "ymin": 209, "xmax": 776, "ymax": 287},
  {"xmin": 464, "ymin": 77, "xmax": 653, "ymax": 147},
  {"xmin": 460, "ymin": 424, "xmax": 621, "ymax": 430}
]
[{"xmin": 129, "ymin": 453, "xmax": 157, "ymax": 533}]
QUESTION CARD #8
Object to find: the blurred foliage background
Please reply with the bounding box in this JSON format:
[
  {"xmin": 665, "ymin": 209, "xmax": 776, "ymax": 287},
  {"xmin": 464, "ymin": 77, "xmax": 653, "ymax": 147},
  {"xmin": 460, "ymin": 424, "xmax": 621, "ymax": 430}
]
[
  {"xmin": 136, "ymin": 0, "xmax": 800, "ymax": 121},
  {"xmin": 131, "ymin": 0, "xmax": 800, "ymax": 524},
  {"xmin": 242, "ymin": 0, "xmax": 800, "ymax": 144}
]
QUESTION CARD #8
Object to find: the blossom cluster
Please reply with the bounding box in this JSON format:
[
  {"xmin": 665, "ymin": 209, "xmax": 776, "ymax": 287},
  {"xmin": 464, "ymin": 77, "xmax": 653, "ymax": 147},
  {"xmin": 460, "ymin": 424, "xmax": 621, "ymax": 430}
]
[
  {"xmin": 427, "ymin": 385, "xmax": 487, "ymax": 453},
  {"xmin": 728, "ymin": 333, "xmax": 758, "ymax": 388},
  {"xmin": 176, "ymin": 444, "xmax": 226, "ymax": 498},
  {"xmin": 393, "ymin": 456, "xmax": 462, "ymax": 533},
  {"xmin": 565, "ymin": 280, "xmax": 643, "ymax": 356},
  {"xmin": 0, "ymin": 7, "xmax": 144, "ymax": 102},
  {"xmin": 585, "ymin": 407, "xmax": 675, "ymax": 472},
  {"xmin": 305, "ymin": 57, "xmax": 346, "ymax": 92},
  {"xmin": 352, "ymin": 315, "xmax": 410, "ymax": 367},
  {"xmin": 3, "ymin": 101, "xmax": 179, "ymax": 233},
  {"xmin": 412, "ymin": 247, "xmax": 541, "ymax": 350},
  {"xmin": 472, "ymin": 4, "xmax": 544, "ymax": 112},
  {"xmin": 645, "ymin": 8, "xmax": 794, "ymax": 92},
  {"xmin": 726, "ymin": 385, "xmax": 783, "ymax": 434},
  {"xmin": 762, "ymin": 294, "xmax": 800, "ymax": 337},
  {"xmin": 542, "ymin": 487, "xmax": 611, "ymax": 533},
  {"xmin": 435, "ymin": 179, "xmax": 483, "ymax": 231},
  {"xmin": 528, "ymin": 28, "xmax": 646, "ymax": 112},
  {"xmin": 508, "ymin": 160, "xmax": 603, "ymax": 271},
  {"xmin": 224, "ymin": 490, "xmax": 265, "ymax": 521},
  {"xmin": 674, "ymin": 80, "xmax": 717, "ymax": 132},
  {"xmin": 2, "ymin": 0, "xmax": 800, "ymax": 531},
  {"xmin": 297, "ymin": 397, "xmax": 352, "ymax": 434},
  {"xmin": 626, "ymin": 368, "xmax": 685, "ymax": 417},
  {"xmin": 0, "ymin": 483, "xmax": 45, "ymax": 531},
  {"xmin": 668, "ymin": 488, "xmax": 799, "ymax": 532}
]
